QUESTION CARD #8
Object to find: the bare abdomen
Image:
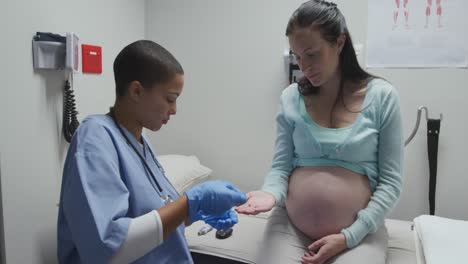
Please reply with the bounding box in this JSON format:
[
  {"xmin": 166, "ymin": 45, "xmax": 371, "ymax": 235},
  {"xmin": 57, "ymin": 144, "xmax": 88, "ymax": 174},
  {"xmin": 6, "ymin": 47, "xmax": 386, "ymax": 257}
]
[{"xmin": 285, "ymin": 166, "xmax": 371, "ymax": 239}]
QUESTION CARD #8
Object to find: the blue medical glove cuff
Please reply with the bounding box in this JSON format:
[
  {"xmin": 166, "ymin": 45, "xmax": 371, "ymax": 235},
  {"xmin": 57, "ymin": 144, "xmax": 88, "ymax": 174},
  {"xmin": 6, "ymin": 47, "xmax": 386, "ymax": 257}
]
[{"xmin": 184, "ymin": 191, "xmax": 201, "ymax": 223}]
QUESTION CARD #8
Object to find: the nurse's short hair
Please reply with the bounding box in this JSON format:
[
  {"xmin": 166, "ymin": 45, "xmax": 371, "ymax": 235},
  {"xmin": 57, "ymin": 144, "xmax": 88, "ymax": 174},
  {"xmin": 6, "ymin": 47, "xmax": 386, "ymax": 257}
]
[{"xmin": 113, "ymin": 40, "xmax": 184, "ymax": 97}]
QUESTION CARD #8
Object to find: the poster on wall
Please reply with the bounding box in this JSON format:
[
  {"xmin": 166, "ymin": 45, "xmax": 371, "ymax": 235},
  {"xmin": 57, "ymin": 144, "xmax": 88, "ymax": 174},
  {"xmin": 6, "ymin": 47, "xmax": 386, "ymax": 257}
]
[{"xmin": 367, "ymin": 0, "xmax": 468, "ymax": 68}]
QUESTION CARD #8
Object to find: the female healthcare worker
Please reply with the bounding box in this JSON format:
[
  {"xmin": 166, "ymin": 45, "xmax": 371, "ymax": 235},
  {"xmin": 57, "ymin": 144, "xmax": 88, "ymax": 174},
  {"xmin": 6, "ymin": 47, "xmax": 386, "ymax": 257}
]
[{"xmin": 57, "ymin": 40, "xmax": 246, "ymax": 263}]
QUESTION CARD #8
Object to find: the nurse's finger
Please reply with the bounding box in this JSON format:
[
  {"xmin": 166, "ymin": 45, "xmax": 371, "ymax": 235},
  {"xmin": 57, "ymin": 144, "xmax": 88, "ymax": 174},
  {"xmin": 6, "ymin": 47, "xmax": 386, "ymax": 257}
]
[
  {"xmin": 226, "ymin": 189, "xmax": 247, "ymax": 205},
  {"xmin": 234, "ymin": 203, "xmax": 249, "ymax": 212},
  {"xmin": 229, "ymin": 210, "xmax": 238, "ymax": 223},
  {"xmin": 226, "ymin": 184, "xmax": 244, "ymax": 195}
]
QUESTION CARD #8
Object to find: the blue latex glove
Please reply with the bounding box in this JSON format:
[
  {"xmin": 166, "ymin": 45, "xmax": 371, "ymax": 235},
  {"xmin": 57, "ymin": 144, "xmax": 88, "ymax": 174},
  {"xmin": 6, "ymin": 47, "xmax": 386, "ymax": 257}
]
[
  {"xmin": 185, "ymin": 180, "xmax": 246, "ymax": 222},
  {"xmin": 197, "ymin": 209, "xmax": 239, "ymax": 230}
]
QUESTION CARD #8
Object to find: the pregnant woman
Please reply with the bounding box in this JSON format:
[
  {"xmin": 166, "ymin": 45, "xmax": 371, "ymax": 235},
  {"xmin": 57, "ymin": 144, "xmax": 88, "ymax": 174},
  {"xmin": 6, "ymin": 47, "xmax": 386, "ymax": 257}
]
[{"xmin": 236, "ymin": 1, "xmax": 403, "ymax": 264}]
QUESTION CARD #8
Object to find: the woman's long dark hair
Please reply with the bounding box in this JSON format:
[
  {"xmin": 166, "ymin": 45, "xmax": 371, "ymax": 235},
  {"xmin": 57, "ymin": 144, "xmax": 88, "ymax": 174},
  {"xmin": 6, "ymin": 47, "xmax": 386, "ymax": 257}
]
[{"xmin": 286, "ymin": 0, "xmax": 374, "ymax": 118}]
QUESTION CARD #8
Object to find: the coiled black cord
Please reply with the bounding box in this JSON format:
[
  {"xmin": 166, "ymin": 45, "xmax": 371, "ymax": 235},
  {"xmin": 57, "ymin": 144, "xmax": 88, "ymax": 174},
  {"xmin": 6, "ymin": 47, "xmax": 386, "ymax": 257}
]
[{"xmin": 62, "ymin": 79, "xmax": 79, "ymax": 142}]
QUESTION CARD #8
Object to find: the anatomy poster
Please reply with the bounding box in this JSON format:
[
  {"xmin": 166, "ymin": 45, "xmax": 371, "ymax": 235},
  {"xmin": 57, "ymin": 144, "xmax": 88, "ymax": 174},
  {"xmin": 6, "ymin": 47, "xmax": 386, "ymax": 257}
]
[{"xmin": 367, "ymin": 0, "xmax": 468, "ymax": 68}]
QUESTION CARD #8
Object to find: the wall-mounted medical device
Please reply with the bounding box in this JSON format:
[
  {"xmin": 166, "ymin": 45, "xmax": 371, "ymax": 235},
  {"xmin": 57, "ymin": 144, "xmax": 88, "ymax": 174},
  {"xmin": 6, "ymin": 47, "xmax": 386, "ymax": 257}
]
[
  {"xmin": 405, "ymin": 106, "xmax": 443, "ymax": 216},
  {"xmin": 32, "ymin": 32, "xmax": 81, "ymax": 142},
  {"xmin": 32, "ymin": 32, "xmax": 66, "ymax": 70},
  {"xmin": 284, "ymin": 49, "xmax": 303, "ymax": 84},
  {"xmin": 32, "ymin": 32, "xmax": 80, "ymax": 71},
  {"xmin": 66, "ymin": 32, "xmax": 80, "ymax": 72}
]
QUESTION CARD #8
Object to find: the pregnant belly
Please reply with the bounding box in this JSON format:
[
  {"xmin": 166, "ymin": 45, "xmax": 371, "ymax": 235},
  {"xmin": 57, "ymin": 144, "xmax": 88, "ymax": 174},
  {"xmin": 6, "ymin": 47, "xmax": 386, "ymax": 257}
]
[{"xmin": 285, "ymin": 166, "xmax": 372, "ymax": 239}]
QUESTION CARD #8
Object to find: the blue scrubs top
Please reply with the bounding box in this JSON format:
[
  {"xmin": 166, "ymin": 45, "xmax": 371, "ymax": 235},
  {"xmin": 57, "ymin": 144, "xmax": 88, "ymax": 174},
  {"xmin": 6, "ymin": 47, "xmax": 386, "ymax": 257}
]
[{"xmin": 57, "ymin": 115, "xmax": 193, "ymax": 264}]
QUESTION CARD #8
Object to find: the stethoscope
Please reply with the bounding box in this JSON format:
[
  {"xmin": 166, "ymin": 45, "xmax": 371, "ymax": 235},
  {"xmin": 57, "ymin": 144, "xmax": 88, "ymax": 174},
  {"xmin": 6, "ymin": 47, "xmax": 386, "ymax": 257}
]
[{"xmin": 109, "ymin": 109, "xmax": 174, "ymax": 205}]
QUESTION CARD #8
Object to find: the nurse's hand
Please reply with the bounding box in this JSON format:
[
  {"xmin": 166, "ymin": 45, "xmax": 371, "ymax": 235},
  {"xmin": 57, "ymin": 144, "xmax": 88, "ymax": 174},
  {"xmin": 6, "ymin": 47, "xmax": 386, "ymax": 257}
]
[
  {"xmin": 197, "ymin": 209, "xmax": 239, "ymax": 230},
  {"xmin": 184, "ymin": 180, "xmax": 246, "ymax": 222},
  {"xmin": 235, "ymin": 190, "xmax": 275, "ymax": 215}
]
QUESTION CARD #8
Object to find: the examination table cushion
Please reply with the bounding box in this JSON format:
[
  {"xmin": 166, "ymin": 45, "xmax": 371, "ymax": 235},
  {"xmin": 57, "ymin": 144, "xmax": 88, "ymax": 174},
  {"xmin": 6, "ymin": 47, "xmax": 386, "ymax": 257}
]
[{"xmin": 186, "ymin": 214, "xmax": 417, "ymax": 264}]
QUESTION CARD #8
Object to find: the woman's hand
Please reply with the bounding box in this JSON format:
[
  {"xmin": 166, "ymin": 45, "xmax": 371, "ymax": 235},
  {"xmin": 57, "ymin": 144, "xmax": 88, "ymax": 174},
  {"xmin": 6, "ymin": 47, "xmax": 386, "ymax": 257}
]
[
  {"xmin": 301, "ymin": 233, "xmax": 347, "ymax": 264},
  {"xmin": 235, "ymin": 190, "xmax": 275, "ymax": 215}
]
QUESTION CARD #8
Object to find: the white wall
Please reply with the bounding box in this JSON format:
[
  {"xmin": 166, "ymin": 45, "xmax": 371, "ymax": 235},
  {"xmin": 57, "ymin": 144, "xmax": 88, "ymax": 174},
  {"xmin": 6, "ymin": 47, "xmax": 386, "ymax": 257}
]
[
  {"xmin": 146, "ymin": 0, "xmax": 468, "ymax": 221},
  {"xmin": 145, "ymin": 0, "xmax": 304, "ymax": 193},
  {"xmin": 0, "ymin": 154, "xmax": 5, "ymax": 264},
  {"xmin": 0, "ymin": 1, "xmax": 145, "ymax": 263}
]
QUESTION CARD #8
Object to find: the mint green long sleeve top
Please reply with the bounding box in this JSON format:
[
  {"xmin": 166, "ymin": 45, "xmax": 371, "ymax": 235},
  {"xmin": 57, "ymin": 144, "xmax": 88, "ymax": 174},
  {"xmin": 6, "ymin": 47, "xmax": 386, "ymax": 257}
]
[{"xmin": 261, "ymin": 78, "xmax": 404, "ymax": 248}]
